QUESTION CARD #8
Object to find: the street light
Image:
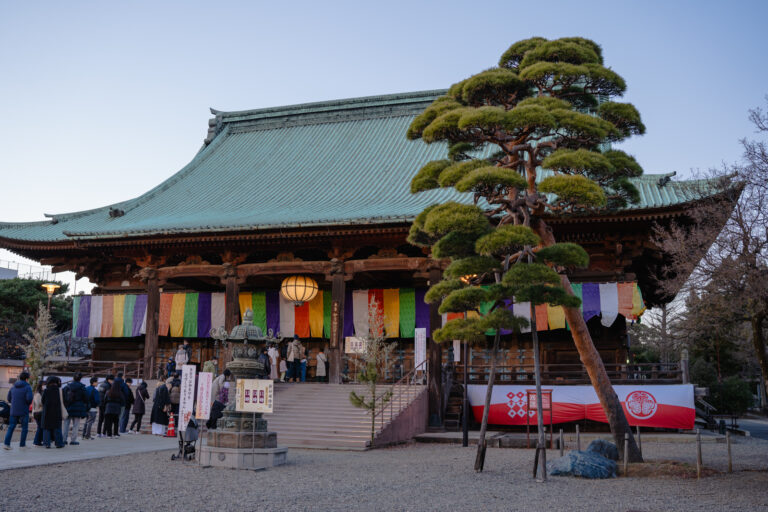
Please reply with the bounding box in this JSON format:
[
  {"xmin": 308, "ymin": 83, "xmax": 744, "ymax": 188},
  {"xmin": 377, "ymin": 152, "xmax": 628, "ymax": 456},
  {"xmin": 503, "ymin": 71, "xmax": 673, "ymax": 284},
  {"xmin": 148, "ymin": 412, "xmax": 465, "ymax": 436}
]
[{"xmin": 41, "ymin": 283, "xmax": 60, "ymax": 311}]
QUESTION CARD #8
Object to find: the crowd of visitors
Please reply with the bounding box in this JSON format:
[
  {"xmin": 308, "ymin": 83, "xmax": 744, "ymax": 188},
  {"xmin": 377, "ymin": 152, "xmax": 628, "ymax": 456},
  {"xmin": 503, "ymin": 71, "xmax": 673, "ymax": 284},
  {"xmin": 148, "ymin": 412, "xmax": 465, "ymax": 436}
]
[
  {"xmin": 269, "ymin": 335, "xmax": 329, "ymax": 383},
  {"xmin": 3, "ymin": 337, "xmax": 329, "ymax": 450},
  {"xmin": 3, "ymin": 371, "xmax": 156, "ymax": 450}
]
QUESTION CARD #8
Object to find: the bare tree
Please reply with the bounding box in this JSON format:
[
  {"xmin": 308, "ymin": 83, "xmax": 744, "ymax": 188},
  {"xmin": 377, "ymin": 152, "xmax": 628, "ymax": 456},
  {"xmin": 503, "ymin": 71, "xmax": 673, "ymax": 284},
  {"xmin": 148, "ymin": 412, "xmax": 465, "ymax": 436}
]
[{"xmin": 654, "ymin": 98, "xmax": 768, "ymax": 408}]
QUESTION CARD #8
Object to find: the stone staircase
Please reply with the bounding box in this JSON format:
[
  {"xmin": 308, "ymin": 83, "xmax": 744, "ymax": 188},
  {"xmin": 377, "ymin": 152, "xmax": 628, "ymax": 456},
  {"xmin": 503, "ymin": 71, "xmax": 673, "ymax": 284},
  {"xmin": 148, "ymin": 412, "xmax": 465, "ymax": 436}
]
[
  {"xmin": 138, "ymin": 380, "xmax": 428, "ymax": 449},
  {"xmin": 264, "ymin": 382, "xmax": 426, "ymax": 450}
]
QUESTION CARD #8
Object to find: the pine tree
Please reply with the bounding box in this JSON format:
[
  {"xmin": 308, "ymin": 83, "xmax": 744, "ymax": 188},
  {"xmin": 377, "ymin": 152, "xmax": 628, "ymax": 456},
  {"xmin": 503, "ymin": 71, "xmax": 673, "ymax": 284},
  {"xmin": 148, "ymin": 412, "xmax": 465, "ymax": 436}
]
[{"xmin": 407, "ymin": 37, "xmax": 645, "ymax": 465}]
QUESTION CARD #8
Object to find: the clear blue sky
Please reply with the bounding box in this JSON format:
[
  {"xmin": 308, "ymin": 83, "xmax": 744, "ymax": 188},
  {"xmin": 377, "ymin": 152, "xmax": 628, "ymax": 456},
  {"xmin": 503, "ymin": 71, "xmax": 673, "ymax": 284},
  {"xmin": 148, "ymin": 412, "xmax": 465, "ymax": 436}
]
[{"xmin": 1, "ymin": 0, "xmax": 766, "ymax": 290}]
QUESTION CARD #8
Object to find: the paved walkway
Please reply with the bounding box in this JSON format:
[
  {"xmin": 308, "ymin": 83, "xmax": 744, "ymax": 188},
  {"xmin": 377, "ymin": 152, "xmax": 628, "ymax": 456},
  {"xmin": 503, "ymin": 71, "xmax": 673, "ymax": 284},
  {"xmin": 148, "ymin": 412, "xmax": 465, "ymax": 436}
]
[
  {"xmin": 740, "ymin": 418, "xmax": 768, "ymax": 440},
  {"xmin": 0, "ymin": 434, "xmax": 177, "ymax": 471}
]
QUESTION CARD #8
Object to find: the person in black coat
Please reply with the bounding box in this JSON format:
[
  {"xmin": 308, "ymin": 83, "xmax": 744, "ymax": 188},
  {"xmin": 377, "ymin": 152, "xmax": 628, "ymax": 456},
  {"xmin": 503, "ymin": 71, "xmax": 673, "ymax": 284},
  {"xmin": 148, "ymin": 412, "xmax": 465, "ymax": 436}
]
[
  {"xmin": 103, "ymin": 382, "xmax": 125, "ymax": 438},
  {"xmin": 41, "ymin": 376, "xmax": 65, "ymax": 448},
  {"xmin": 150, "ymin": 381, "xmax": 170, "ymax": 435},
  {"xmin": 129, "ymin": 382, "xmax": 150, "ymax": 433}
]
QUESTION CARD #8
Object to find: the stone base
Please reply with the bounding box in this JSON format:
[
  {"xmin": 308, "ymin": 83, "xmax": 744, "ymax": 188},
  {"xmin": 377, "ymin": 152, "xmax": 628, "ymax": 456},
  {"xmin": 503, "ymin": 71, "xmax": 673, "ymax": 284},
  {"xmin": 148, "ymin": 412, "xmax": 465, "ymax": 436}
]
[
  {"xmin": 207, "ymin": 430, "xmax": 277, "ymax": 449},
  {"xmin": 198, "ymin": 445, "xmax": 288, "ymax": 470}
]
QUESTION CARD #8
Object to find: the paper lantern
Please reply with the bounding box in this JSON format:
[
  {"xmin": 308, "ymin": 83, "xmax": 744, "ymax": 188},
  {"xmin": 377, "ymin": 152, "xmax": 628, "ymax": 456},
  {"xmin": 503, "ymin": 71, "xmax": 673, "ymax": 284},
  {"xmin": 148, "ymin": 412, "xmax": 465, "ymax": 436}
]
[{"xmin": 280, "ymin": 275, "xmax": 318, "ymax": 306}]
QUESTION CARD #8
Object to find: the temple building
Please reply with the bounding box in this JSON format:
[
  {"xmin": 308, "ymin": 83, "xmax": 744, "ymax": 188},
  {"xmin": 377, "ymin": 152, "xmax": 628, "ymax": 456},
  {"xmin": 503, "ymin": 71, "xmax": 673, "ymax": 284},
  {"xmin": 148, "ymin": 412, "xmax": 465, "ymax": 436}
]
[{"xmin": 0, "ymin": 90, "xmax": 720, "ymax": 427}]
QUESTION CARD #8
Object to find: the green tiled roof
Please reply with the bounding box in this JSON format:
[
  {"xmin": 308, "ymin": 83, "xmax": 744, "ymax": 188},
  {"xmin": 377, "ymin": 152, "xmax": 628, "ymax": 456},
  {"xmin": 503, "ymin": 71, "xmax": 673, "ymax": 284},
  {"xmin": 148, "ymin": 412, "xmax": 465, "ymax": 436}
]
[{"xmin": 0, "ymin": 90, "xmax": 717, "ymax": 243}]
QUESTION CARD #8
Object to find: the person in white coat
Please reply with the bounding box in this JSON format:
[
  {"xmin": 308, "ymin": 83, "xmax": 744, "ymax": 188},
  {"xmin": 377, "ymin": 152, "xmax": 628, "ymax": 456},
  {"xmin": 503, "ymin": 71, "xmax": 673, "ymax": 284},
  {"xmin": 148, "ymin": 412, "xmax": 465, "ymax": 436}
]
[
  {"xmin": 267, "ymin": 343, "xmax": 280, "ymax": 381},
  {"xmin": 315, "ymin": 347, "xmax": 328, "ymax": 383}
]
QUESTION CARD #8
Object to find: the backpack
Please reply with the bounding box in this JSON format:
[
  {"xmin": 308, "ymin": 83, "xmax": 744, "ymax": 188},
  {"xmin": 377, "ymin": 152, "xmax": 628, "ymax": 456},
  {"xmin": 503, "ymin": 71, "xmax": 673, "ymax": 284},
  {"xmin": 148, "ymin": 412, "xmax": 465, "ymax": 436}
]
[
  {"xmin": 169, "ymin": 384, "xmax": 181, "ymax": 405},
  {"xmin": 63, "ymin": 383, "xmax": 74, "ymax": 406},
  {"xmin": 97, "ymin": 382, "xmax": 109, "ymax": 406}
]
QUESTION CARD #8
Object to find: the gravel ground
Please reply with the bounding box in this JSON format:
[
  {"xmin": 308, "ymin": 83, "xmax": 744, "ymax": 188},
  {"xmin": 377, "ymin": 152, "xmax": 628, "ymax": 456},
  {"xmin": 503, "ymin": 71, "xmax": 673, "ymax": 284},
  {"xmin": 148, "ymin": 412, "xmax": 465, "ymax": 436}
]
[{"xmin": 3, "ymin": 437, "xmax": 768, "ymax": 512}]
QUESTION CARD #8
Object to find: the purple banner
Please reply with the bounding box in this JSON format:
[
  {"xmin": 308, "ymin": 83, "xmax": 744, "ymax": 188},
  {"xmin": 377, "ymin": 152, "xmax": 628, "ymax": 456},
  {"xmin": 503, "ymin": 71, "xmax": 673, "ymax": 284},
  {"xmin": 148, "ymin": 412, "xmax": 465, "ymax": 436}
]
[
  {"xmin": 343, "ymin": 288, "xmax": 354, "ymax": 338},
  {"xmin": 131, "ymin": 294, "xmax": 147, "ymax": 337},
  {"xmin": 76, "ymin": 295, "xmax": 91, "ymax": 338},
  {"xmin": 197, "ymin": 292, "xmax": 211, "ymax": 338},
  {"xmin": 266, "ymin": 290, "xmax": 280, "ymax": 337},
  {"xmin": 414, "ymin": 288, "xmax": 430, "ymax": 333},
  {"xmin": 581, "ymin": 283, "xmax": 600, "ymax": 322}
]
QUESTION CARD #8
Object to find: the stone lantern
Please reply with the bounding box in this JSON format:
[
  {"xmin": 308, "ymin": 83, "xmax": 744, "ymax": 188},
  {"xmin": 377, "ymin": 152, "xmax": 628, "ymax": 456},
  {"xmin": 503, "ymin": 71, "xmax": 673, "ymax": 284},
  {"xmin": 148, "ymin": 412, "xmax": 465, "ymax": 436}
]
[{"xmin": 198, "ymin": 309, "xmax": 287, "ymax": 470}]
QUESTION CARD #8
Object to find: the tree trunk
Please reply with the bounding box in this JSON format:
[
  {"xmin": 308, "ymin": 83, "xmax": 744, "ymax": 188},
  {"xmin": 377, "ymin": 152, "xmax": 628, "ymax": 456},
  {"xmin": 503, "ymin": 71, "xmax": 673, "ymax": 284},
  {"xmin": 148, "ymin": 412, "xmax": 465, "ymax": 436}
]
[
  {"xmin": 530, "ymin": 295, "xmax": 547, "ymax": 480},
  {"xmin": 474, "ymin": 331, "xmax": 500, "ymax": 472},
  {"xmin": 751, "ymin": 314, "xmax": 768, "ymax": 411},
  {"xmin": 533, "ymin": 219, "xmax": 643, "ymax": 463}
]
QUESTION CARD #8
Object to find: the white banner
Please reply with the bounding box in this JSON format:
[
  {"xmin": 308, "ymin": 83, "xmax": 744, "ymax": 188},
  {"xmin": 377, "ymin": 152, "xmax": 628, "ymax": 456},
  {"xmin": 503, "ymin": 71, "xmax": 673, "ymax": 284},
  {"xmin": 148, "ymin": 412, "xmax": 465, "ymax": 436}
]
[
  {"xmin": 414, "ymin": 327, "xmax": 427, "ymax": 370},
  {"xmin": 466, "ymin": 384, "xmax": 695, "ymax": 429},
  {"xmin": 195, "ymin": 371, "xmax": 213, "ymax": 420},
  {"xmin": 178, "ymin": 365, "xmax": 196, "ymax": 432},
  {"xmin": 453, "ymin": 340, "xmax": 461, "ymax": 362},
  {"xmin": 235, "ymin": 379, "xmax": 274, "ymax": 414}
]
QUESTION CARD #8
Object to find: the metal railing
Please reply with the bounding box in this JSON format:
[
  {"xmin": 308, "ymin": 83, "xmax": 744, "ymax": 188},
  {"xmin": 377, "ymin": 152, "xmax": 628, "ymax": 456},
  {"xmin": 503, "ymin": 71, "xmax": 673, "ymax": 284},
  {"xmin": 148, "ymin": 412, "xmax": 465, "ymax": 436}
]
[
  {"xmin": 43, "ymin": 359, "xmax": 145, "ymax": 380},
  {"xmin": 372, "ymin": 360, "xmax": 428, "ymax": 432},
  {"xmin": 454, "ymin": 362, "xmax": 682, "ymax": 385}
]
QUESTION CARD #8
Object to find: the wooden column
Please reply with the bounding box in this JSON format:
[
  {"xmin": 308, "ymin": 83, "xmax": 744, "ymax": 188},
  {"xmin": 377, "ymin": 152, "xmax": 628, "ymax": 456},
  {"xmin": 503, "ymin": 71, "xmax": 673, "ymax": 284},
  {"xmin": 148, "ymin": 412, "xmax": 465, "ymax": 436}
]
[
  {"xmin": 329, "ymin": 263, "xmax": 346, "ymax": 384},
  {"xmin": 428, "ymin": 266, "xmax": 443, "ymax": 427},
  {"xmin": 142, "ymin": 270, "xmax": 159, "ymax": 379},
  {"xmin": 224, "ymin": 263, "xmax": 240, "ymax": 333}
]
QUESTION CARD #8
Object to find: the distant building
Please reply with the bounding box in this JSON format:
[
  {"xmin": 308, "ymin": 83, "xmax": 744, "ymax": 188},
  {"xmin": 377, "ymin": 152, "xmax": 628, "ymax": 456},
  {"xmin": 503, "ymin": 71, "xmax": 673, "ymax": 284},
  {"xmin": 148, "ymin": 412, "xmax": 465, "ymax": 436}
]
[{"xmin": 0, "ymin": 268, "xmax": 18, "ymax": 280}]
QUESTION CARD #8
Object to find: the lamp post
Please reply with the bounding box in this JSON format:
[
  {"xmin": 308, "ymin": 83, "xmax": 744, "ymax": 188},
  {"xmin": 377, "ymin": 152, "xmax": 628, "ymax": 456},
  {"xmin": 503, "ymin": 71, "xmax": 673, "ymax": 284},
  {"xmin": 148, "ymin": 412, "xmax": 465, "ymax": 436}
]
[{"xmin": 41, "ymin": 283, "xmax": 60, "ymax": 312}]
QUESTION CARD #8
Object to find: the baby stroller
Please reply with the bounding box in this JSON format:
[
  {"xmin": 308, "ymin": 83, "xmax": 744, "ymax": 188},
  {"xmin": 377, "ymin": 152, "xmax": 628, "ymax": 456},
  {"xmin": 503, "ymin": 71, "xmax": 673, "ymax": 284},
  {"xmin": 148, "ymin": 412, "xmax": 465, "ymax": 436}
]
[
  {"xmin": 0, "ymin": 400, "xmax": 9, "ymax": 431},
  {"xmin": 171, "ymin": 416, "xmax": 199, "ymax": 461}
]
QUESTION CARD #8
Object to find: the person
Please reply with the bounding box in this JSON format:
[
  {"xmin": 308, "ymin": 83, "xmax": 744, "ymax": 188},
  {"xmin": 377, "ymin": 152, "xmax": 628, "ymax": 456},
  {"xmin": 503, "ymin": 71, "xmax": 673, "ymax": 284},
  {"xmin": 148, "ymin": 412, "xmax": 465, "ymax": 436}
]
[
  {"xmin": 279, "ymin": 358, "xmax": 287, "ymax": 382},
  {"xmin": 96, "ymin": 375, "xmax": 112, "ymax": 438},
  {"xmin": 258, "ymin": 347, "xmax": 271, "ymax": 379},
  {"xmin": 202, "ymin": 355, "xmax": 218, "ymax": 376},
  {"xmin": 299, "ymin": 344, "xmax": 308, "ymax": 382},
  {"xmin": 81, "ymin": 377, "xmax": 100, "ymax": 440},
  {"xmin": 129, "ymin": 381, "xmax": 149, "ymax": 433},
  {"xmin": 119, "ymin": 377, "xmax": 135, "ymax": 434},
  {"xmin": 211, "ymin": 369, "xmax": 232, "ymax": 405},
  {"xmin": 165, "ymin": 357, "xmax": 176, "ymax": 378},
  {"xmin": 3, "ymin": 371, "xmax": 33, "ymax": 450},
  {"xmin": 268, "ymin": 343, "xmax": 279, "ymax": 381},
  {"xmin": 103, "ymin": 379, "xmax": 124, "ymax": 438},
  {"xmin": 168, "ymin": 372, "xmax": 181, "ymax": 427},
  {"xmin": 175, "ymin": 341, "xmax": 191, "ymax": 366},
  {"xmin": 150, "ymin": 379, "xmax": 170, "ymax": 436},
  {"xmin": 315, "ymin": 347, "xmax": 328, "ymax": 383},
  {"xmin": 32, "ymin": 381, "xmax": 45, "ymax": 446},
  {"xmin": 62, "ymin": 373, "xmax": 87, "ymax": 445},
  {"xmin": 287, "ymin": 335, "xmax": 302, "ymax": 383},
  {"xmin": 41, "ymin": 376, "xmax": 65, "ymax": 448}
]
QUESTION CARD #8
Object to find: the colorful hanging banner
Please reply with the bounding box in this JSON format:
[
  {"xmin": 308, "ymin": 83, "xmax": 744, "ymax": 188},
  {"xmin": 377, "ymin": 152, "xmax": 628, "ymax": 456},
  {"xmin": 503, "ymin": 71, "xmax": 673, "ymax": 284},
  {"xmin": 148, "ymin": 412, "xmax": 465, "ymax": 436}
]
[{"xmin": 72, "ymin": 283, "xmax": 644, "ymax": 339}]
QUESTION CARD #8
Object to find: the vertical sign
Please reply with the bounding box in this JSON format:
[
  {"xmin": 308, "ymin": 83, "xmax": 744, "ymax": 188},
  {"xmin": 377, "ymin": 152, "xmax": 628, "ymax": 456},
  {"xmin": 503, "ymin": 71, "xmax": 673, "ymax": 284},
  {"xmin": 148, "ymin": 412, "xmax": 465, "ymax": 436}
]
[
  {"xmin": 178, "ymin": 364, "xmax": 196, "ymax": 432},
  {"xmin": 195, "ymin": 371, "xmax": 213, "ymax": 420},
  {"xmin": 414, "ymin": 327, "xmax": 427, "ymax": 371},
  {"xmin": 453, "ymin": 339, "xmax": 461, "ymax": 362},
  {"xmin": 235, "ymin": 379, "xmax": 274, "ymax": 413}
]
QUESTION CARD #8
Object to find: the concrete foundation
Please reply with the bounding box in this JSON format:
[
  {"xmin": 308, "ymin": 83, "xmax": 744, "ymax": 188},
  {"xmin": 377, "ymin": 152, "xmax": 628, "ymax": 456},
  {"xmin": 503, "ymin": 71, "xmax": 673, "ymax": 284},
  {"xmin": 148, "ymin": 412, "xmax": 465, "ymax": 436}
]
[{"xmin": 198, "ymin": 444, "xmax": 288, "ymax": 470}]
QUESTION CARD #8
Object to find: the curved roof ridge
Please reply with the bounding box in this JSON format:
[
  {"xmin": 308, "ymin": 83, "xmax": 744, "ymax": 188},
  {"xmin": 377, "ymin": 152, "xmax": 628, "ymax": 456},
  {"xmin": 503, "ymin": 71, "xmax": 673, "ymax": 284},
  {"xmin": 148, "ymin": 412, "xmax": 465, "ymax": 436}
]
[{"xmin": 211, "ymin": 89, "xmax": 446, "ymax": 121}]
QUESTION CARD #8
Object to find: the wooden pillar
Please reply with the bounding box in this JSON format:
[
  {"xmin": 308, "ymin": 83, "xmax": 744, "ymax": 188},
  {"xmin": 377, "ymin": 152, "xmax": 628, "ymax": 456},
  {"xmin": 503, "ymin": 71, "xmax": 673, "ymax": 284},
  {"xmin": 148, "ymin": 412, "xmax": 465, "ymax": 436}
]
[
  {"xmin": 329, "ymin": 263, "xmax": 346, "ymax": 384},
  {"xmin": 428, "ymin": 266, "xmax": 443, "ymax": 427},
  {"xmin": 224, "ymin": 266, "xmax": 240, "ymax": 333},
  {"xmin": 142, "ymin": 270, "xmax": 159, "ymax": 379}
]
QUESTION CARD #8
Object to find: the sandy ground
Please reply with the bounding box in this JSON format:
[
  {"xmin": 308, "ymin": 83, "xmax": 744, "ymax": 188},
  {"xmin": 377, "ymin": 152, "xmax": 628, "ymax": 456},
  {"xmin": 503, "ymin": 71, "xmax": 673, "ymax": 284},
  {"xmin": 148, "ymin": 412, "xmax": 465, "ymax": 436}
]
[{"xmin": 2, "ymin": 435, "xmax": 767, "ymax": 512}]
